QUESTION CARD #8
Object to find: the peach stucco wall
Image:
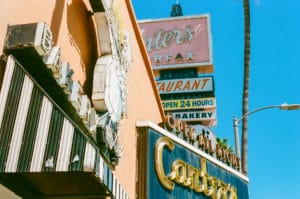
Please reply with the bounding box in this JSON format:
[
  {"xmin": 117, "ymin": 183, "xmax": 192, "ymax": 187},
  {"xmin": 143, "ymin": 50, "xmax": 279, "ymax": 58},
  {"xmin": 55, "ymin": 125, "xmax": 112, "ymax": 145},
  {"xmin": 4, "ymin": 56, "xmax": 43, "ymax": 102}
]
[
  {"xmin": 0, "ymin": 0, "xmax": 164, "ymax": 198},
  {"xmin": 114, "ymin": 1, "xmax": 165, "ymax": 198},
  {"xmin": 0, "ymin": 0, "xmax": 98, "ymax": 86}
]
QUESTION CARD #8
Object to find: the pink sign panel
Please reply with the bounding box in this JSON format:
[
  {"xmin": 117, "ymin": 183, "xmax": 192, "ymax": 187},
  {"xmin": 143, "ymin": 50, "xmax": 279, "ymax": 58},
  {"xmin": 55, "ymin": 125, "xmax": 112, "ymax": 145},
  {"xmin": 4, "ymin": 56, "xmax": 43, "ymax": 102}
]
[{"xmin": 138, "ymin": 15, "xmax": 213, "ymax": 70}]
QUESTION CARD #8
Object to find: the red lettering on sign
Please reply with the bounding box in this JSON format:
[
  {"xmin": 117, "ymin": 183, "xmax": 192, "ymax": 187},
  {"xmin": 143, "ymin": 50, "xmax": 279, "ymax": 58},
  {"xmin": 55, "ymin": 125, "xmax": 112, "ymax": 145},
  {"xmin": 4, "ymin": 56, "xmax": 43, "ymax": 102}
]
[
  {"xmin": 183, "ymin": 81, "xmax": 190, "ymax": 91},
  {"xmin": 166, "ymin": 82, "xmax": 174, "ymax": 92},
  {"xmin": 174, "ymin": 80, "xmax": 183, "ymax": 91},
  {"xmin": 201, "ymin": 78, "xmax": 210, "ymax": 89},
  {"xmin": 191, "ymin": 80, "xmax": 201, "ymax": 90}
]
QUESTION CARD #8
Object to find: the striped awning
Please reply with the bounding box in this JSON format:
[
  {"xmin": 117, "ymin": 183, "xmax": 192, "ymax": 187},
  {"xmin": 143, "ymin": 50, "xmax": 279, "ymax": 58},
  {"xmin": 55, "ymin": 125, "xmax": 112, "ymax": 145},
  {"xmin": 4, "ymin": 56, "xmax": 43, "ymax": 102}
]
[{"xmin": 0, "ymin": 55, "xmax": 128, "ymax": 199}]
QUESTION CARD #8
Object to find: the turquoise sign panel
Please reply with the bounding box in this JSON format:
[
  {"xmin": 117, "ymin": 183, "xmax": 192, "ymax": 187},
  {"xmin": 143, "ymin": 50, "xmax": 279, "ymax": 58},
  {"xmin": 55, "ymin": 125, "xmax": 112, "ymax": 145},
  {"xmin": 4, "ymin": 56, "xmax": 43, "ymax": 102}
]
[{"xmin": 146, "ymin": 128, "xmax": 249, "ymax": 199}]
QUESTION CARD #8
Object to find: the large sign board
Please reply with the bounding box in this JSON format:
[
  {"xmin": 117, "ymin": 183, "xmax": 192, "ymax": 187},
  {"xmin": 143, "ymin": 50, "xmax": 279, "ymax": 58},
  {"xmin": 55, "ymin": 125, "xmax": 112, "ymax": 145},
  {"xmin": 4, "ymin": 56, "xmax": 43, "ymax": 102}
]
[
  {"xmin": 162, "ymin": 97, "xmax": 216, "ymax": 110},
  {"xmin": 139, "ymin": 15, "xmax": 213, "ymax": 72},
  {"xmin": 136, "ymin": 121, "xmax": 249, "ymax": 199},
  {"xmin": 157, "ymin": 76, "xmax": 213, "ymax": 94}
]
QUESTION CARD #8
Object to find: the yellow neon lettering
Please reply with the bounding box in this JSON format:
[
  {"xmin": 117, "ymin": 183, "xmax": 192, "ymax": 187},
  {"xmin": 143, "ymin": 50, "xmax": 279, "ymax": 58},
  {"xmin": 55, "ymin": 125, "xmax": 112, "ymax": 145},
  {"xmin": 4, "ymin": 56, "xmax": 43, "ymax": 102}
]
[
  {"xmin": 154, "ymin": 139, "xmax": 239, "ymax": 198},
  {"xmin": 154, "ymin": 137, "xmax": 175, "ymax": 190}
]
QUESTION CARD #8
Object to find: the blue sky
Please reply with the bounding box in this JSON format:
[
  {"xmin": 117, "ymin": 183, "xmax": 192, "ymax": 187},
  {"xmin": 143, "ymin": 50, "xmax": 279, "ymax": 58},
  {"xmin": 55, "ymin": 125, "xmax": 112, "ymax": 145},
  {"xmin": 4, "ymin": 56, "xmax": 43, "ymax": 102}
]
[{"xmin": 132, "ymin": 0, "xmax": 300, "ymax": 198}]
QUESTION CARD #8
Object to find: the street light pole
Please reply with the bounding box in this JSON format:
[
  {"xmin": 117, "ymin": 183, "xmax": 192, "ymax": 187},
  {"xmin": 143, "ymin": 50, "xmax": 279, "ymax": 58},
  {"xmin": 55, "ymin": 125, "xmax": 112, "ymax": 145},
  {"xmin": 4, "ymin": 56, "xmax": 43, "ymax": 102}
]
[
  {"xmin": 233, "ymin": 103, "xmax": 300, "ymax": 158},
  {"xmin": 233, "ymin": 116, "xmax": 240, "ymax": 158}
]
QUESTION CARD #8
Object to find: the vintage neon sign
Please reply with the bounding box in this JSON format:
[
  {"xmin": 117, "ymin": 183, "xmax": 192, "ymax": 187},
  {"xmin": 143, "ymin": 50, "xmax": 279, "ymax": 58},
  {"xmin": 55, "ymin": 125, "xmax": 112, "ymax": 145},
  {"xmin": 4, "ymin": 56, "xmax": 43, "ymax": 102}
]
[
  {"xmin": 155, "ymin": 137, "xmax": 238, "ymax": 198},
  {"xmin": 157, "ymin": 76, "xmax": 213, "ymax": 94},
  {"xmin": 173, "ymin": 110, "xmax": 216, "ymax": 122},
  {"xmin": 143, "ymin": 26, "xmax": 194, "ymax": 52},
  {"xmin": 162, "ymin": 97, "xmax": 216, "ymax": 110},
  {"xmin": 154, "ymin": 52, "xmax": 194, "ymax": 64},
  {"xmin": 163, "ymin": 115, "xmax": 240, "ymax": 169},
  {"xmin": 138, "ymin": 15, "xmax": 213, "ymax": 71}
]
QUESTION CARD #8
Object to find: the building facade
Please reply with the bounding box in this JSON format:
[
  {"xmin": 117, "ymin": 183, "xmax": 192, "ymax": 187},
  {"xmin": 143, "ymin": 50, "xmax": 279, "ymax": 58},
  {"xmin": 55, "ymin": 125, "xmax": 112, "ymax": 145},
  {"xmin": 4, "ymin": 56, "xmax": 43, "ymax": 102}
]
[
  {"xmin": 0, "ymin": 1, "xmax": 249, "ymax": 198},
  {"xmin": 0, "ymin": 0, "xmax": 164, "ymax": 198}
]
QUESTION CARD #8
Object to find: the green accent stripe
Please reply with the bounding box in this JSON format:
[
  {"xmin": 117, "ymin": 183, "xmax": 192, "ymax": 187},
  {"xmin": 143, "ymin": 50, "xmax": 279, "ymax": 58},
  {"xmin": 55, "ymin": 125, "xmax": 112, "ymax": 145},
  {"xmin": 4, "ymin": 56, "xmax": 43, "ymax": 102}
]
[
  {"xmin": 17, "ymin": 85, "xmax": 43, "ymax": 172},
  {"xmin": 42, "ymin": 106, "xmax": 64, "ymax": 172},
  {"xmin": 0, "ymin": 64, "xmax": 24, "ymax": 172},
  {"xmin": 68, "ymin": 128, "xmax": 86, "ymax": 171}
]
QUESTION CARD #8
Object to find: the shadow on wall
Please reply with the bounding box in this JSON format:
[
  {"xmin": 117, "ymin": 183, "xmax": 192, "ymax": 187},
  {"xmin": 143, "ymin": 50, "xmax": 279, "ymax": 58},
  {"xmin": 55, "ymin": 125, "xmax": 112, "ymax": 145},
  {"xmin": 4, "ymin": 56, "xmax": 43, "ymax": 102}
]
[
  {"xmin": 50, "ymin": 0, "xmax": 65, "ymax": 45},
  {"xmin": 67, "ymin": 0, "xmax": 98, "ymax": 97}
]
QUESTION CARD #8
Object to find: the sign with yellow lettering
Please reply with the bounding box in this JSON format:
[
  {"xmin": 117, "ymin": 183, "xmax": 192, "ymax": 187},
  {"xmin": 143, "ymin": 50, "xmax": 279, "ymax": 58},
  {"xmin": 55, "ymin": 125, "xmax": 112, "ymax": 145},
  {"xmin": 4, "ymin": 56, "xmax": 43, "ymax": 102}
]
[
  {"xmin": 136, "ymin": 123, "xmax": 249, "ymax": 199},
  {"xmin": 162, "ymin": 97, "xmax": 216, "ymax": 110},
  {"xmin": 155, "ymin": 137, "xmax": 238, "ymax": 197}
]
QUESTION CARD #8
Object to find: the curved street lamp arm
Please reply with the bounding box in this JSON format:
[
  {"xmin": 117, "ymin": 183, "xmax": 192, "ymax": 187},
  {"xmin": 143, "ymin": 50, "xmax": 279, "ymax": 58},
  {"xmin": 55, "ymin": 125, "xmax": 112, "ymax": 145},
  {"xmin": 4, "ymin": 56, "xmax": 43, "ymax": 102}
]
[
  {"xmin": 235, "ymin": 105, "xmax": 281, "ymax": 124},
  {"xmin": 233, "ymin": 103, "xmax": 300, "ymax": 164},
  {"xmin": 233, "ymin": 104, "xmax": 280, "ymax": 159}
]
